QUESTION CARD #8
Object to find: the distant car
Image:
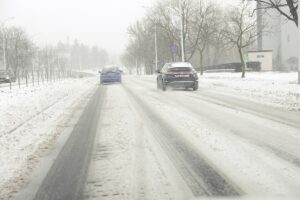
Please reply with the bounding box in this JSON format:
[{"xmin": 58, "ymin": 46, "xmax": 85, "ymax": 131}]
[
  {"xmin": 157, "ymin": 62, "xmax": 198, "ymax": 91},
  {"xmin": 0, "ymin": 70, "xmax": 16, "ymax": 83},
  {"xmin": 100, "ymin": 66, "xmax": 122, "ymax": 84}
]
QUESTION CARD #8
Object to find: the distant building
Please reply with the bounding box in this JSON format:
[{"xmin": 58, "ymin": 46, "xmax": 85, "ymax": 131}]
[{"xmin": 258, "ymin": 6, "xmax": 298, "ymax": 71}]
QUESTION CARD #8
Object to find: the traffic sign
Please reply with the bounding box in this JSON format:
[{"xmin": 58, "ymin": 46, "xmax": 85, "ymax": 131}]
[{"xmin": 170, "ymin": 45, "xmax": 178, "ymax": 54}]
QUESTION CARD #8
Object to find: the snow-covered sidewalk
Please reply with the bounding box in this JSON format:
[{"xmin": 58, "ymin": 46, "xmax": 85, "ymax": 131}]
[
  {"xmin": 0, "ymin": 77, "xmax": 97, "ymax": 199},
  {"xmin": 199, "ymin": 72, "xmax": 300, "ymax": 111}
]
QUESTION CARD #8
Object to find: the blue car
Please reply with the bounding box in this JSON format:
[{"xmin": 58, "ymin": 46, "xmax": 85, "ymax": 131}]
[{"xmin": 100, "ymin": 66, "xmax": 122, "ymax": 84}]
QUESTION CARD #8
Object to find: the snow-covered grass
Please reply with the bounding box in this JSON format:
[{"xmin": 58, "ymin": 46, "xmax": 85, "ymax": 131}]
[
  {"xmin": 0, "ymin": 78, "xmax": 96, "ymax": 134},
  {"xmin": 0, "ymin": 77, "xmax": 97, "ymax": 199},
  {"xmin": 199, "ymin": 72, "xmax": 300, "ymax": 111}
]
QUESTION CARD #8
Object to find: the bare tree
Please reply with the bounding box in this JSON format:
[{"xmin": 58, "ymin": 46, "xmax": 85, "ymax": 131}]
[
  {"xmin": 128, "ymin": 19, "xmax": 158, "ymax": 74},
  {"xmin": 124, "ymin": 0, "xmax": 198, "ymax": 74},
  {"xmin": 152, "ymin": 1, "xmax": 181, "ymax": 61},
  {"xmin": 224, "ymin": 2, "xmax": 259, "ymax": 78},
  {"xmin": 153, "ymin": 0, "xmax": 199, "ymax": 62},
  {"xmin": 123, "ymin": 0, "xmax": 261, "ymax": 76},
  {"xmin": 206, "ymin": 8, "xmax": 232, "ymax": 66},
  {"xmin": 4, "ymin": 27, "xmax": 34, "ymax": 85},
  {"xmin": 120, "ymin": 44, "xmax": 138, "ymax": 74},
  {"xmin": 127, "ymin": 21, "xmax": 147, "ymax": 74},
  {"xmin": 252, "ymin": 0, "xmax": 298, "ymax": 26},
  {"xmin": 189, "ymin": 2, "xmax": 217, "ymax": 75}
]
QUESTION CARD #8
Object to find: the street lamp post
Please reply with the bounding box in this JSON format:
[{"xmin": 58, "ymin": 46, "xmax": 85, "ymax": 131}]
[{"xmin": 179, "ymin": 0, "xmax": 185, "ymax": 62}]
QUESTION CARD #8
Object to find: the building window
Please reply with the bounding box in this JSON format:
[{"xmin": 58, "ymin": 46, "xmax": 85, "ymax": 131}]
[{"xmin": 257, "ymin": 55, "xmax": 264, "ymax": 58}]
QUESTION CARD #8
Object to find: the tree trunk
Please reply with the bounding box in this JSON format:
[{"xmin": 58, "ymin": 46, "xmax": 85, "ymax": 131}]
[
  {"xmin": 25, "ymin": 70, "xmax": 28, "ymax": 87},
  {"xmin": 32, "ymin": 68, "xmax": 34, "ymax": 86},
  {"xmin": 238, "ymin": 47, "xmax": 246, "ymax": 78},
  {"xmin": 199, "ymin": 51, "xmax": 204, "ymax": 76},
  {"xmin": 136, "ymin": 59, "xmax": 139, "ymax": 75},
  {"xmin": 17, "ymin": 68, "xmax": 20, "ymax": 88},
  {"xmin": 37, "ymin": 69, "xmax": 40, "ymax": 85}
]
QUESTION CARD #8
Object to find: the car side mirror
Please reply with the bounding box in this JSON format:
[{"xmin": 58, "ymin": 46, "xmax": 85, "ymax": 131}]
[
  {"xmin": 98, "ymin": 71, "xmax": 101, "ymax": 74},
  {"xmin": 156, "ymin": 69, "xmax": 161, "ymax": 73}
]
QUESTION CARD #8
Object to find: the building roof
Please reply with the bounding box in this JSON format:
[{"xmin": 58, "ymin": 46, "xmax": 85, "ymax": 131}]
[{"xmin": 248, "ymin": 50, "xmax": 273, "ymax": 53}]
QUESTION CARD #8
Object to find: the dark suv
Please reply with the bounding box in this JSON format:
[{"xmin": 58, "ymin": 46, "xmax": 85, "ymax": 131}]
[{"xmin": 157, "ymin": 62, "xmax": 198, "ymax": 91}]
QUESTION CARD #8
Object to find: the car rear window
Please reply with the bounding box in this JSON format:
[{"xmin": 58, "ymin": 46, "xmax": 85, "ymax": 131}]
[
  {"xmin": 168, "ymin": 67, "xmax": 192, "ymax": 72},
  {"xmin": 102, "ymin": 67, "xmax": 120, "ymax": 73}
]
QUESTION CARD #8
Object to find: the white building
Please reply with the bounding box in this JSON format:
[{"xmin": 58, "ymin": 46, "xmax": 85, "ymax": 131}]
[
  {"xmin": 248, "ymin": 50, "xmax": 273, "ymax": 71},
  {"xmin": 259, "ymin": 8, "xmax": 298, "ymax": 71}
]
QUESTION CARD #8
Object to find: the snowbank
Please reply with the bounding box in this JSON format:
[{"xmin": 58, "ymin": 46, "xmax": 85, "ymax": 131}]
[
  {"xmin": 128, "ymin": 72, "xmax": 300, "ymax": 110},
  {"xmin": 199, "ymin": 72, "xmax": 300, "ymax": 111}
]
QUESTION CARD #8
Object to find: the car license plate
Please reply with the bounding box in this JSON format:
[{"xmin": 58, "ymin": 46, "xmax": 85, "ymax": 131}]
[{"xmin": 175, "ymin": 74, "xmax": 189, "ymax": 77}]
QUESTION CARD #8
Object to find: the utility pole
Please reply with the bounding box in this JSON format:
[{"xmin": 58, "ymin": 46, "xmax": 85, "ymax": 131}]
[{"xmin": 179, "ymin": 0, "xmax": 185, "ymax": 62}]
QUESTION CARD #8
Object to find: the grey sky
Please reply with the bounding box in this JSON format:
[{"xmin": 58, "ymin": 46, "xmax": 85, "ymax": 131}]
[{"xmin": 0, "ymin": 0, "xmax": 237, "ymax": 55}]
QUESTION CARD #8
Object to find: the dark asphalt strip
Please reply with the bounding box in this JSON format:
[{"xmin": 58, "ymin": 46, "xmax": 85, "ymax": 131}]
[
  {"xmin": 123, "ymin": 84, "xmax": 241, "ymax": 197},
  {"xmin": 33, "ymin": 86, "xmax": 105, "ymax": 200}
]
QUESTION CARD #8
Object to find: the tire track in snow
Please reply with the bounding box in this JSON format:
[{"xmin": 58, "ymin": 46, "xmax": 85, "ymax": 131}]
[
  {"xmin": 123, "ymin": 84, "xmax": 241, "ymax": 197},
  {"xmin": 136, "ymin": 77, "xmax": 300, "ymax": 128},
  {"xmin": 130, "ymin": 78, "xmax": 300, "ymax": 169}
]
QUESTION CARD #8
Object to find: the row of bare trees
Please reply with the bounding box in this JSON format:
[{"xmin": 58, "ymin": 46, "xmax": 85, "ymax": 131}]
[
  {"xmin": 0, "ymin": 26, "xmax": 109, "ymax": 88},
  {"xmin": 122, "ymin": 0, "xmax": 299, "ymax": 78},
  {"xmin": 121, "ymin": 0, "xmax": 259, "ymax": 78}
]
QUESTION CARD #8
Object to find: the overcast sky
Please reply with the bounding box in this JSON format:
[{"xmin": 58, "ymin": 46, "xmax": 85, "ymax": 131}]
[{"xmin": 0, "ymin": 0, "xmax": 237, "ymax": 55}]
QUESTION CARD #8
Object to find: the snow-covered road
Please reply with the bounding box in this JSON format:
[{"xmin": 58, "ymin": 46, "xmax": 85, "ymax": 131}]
[
  {"xmin": 82, "ymin": 76, "xmax": 300, "ymax": 199},
  {"xmin": 9, "ymin": 74, "xmax": 300, "ymax": 200}
]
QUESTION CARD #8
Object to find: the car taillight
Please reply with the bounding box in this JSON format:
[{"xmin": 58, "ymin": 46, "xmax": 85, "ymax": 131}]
[
  {"xmin": 190, "ymin": 72, "xmax": 198, "ymax": 78},
  {"xmin": 165, "ymin": 73, "xmax": 174, "ymax": 77}
]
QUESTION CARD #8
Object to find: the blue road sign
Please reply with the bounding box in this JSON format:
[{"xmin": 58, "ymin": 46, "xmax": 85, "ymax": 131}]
[{"xmin": 170, "ymin": 45, "xmax": 178, "ymax": 54}]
